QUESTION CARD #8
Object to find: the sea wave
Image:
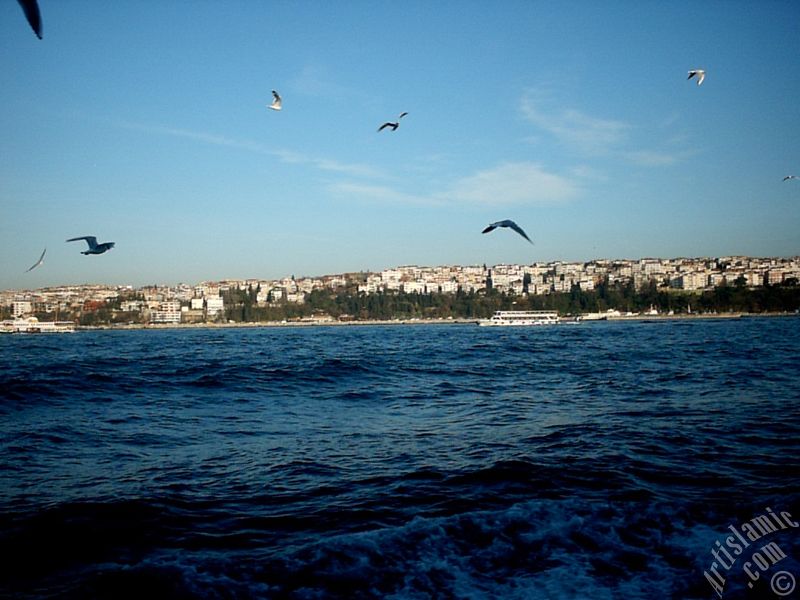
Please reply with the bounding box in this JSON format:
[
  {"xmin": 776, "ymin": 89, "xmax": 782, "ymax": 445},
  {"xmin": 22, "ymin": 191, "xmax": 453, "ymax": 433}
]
[
  {"xmin": 1, "ymin": 319, "xmax": 799, "ymax": 598},
  {"xmin": 6, "ymin": 488, "xmax": 797, "ymax": 599}
]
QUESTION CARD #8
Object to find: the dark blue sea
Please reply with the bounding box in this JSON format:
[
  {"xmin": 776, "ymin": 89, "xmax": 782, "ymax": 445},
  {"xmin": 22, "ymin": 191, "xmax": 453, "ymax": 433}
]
[{"xmin": 1, "ymin": 318, "xmax": 799, "ymax": 599}]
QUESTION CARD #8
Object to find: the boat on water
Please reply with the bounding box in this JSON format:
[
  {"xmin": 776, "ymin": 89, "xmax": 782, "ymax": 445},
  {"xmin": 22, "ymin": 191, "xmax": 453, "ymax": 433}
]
[
  {"xmin": 478, "ymin": 310, "xmax": 560, "ymax": 327},
  {"xmin": 0, "ymin": 316, "xmax": 76, "ymax": 334}
]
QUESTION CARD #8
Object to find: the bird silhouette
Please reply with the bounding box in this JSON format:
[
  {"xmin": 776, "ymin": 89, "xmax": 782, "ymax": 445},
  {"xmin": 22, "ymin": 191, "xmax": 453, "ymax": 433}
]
[
  {"xmin": 25, "ymin": 247, "xmax": 46, "ymax": 272},
  {"xmin": 482, "ymin": 220, "xmax": 533, "ymax": 244},
  {"xmin": 17, "ymin": 0, "xmax": 41, "ymax": 39},
  {"xmin": 67, "ymin": 236, "xmax": 115, "ymax": 255},
  {"xmin": 378, "ymin": 112, "xmax": 408, "ymax": 132}
]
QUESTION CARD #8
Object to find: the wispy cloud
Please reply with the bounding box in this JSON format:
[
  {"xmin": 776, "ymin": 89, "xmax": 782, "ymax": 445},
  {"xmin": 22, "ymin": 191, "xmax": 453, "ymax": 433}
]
[
  {"xmin": 625, "ymin": 150, "xmax": 682, "ymax": 167},
  {"xmin": 289, "ymin": 64, "xmax": 375, "ymax": 105},
  {"xmin": 328, "ymin": 182, "xmax": 434, "ymax": 206},
  {"xmin": 330, "ymin": 162, "xmax": 578, "ymax": 207},
  {"xmin": 568, "ymin": 164, "xmax": 610, "ymax": 182},
  {"xmin": 519, "ymin": 89, "xmax": 691, "ymax": 167},
  {"xmin": 270, "ymin": 148, "xmax": 383, "ymax": 178},
  {"xmin": 520, "ymin": 92, "xmax": 629, "ymax": 155},
  {"xmin": 111, "ymin": 119, "xmax": 383, "ymax": 178},
  {"xmin": 116, "ymin": 121, "xmax": 269, "ymax": 153},
  {"xmin": 442, "ymin": 162, "xmax": 578, "ymax": 206}
]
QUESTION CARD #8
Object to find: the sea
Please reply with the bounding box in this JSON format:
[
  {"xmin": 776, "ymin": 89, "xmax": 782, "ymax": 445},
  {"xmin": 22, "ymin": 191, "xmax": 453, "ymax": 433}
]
[{"xmin": 1, "ymin": 317, "xmax": 799, "ymax": 600}]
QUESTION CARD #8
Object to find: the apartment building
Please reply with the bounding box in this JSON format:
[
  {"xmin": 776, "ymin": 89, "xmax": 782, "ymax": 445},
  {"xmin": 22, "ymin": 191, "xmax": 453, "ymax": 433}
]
[
  {"xmin": 150, "ymin": 301, "xmax": 182, "ymax": 324},
  {"xmin": 205, "ymin": 297, "xmax": 224, "ymax": 315},
  {"xmin": 12, "ymin": 301, "xmax": 32, "ymax": 317}
]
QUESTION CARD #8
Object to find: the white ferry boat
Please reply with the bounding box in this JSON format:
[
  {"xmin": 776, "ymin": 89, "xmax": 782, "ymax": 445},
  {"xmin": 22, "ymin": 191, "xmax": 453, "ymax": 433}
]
[
  {"xmin": 0, "ymin": 317, "xmax": 76, "ymax": 334},
  {"xmin": 478, "ymin": 310, "xmax": 560, "ymax": 327}
]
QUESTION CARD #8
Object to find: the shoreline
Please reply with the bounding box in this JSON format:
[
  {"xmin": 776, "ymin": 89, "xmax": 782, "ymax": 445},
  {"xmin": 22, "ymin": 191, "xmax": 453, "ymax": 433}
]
[
  {"xmin": 75, "ymin": 311, "xmax": 798, "ymax": 331},
  {"xmin": 79, "ymin": 318, "xmax": 475, "ymax": 331}
]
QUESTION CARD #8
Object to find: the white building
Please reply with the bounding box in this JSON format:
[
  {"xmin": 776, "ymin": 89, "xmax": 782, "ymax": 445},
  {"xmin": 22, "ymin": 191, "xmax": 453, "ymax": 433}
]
[
  {"xmin": 120, "ymin": 300, "xmax": 145, "ymax": 312},
  {"xmin": 205, "ymin": 296, "xmax": 224, "ymax": 315},
  {"xmin": 671, "ymin": 271, "xmax": 709, "ymax": 291},
  {"xmin": 439, "ymin": 281, "xmax": 459, "ymax": 294},
  {"xmin": 12, "ymin": 301, "xmax": 32, "ymax": 317},
  {"xmin": 286, "ymin": 292, "xmax": 306, "ymax": 304},
  {"xmin": 402, "ymin": 281, "xmax": 427, "ymax": 294},
  {"xmin": 150, "ymin": 301, "xmax": 181, "ymax": 324}
]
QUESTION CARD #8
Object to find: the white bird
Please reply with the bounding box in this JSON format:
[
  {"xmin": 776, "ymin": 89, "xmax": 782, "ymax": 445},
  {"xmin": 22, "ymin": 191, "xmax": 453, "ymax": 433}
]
[
  {"xmin": 482, "ymin": 220, "xmax": 534, "ymax": 244},
  {"xmin": 688, "ymin": 69, "xmax": 706, "ymax": 86},
  {"xmin": 267, "ymin": 90, "xmax": 282, "ymax": 111},
  {"xmin": 25, "ymin": 247, "xmax": 46, "ymax": 272},
  {"xmin": 378, "ymin": 112, "xmax": 408, "ymax": 132},
  {"xmin": 783, "ymin": 175, "xmax": 798, "ymax": 181},
  {"xmin": 66, "ymin": 236, "xmax": 115, "ymax": 255}
]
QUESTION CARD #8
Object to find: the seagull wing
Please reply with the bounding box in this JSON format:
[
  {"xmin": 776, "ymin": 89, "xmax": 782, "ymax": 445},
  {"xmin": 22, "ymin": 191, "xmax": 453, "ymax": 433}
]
[
  {"xmin": 398, "ymin": 112, "xmax": 408, "ymax": 119},
  {"xmin": 784, "ymin": 175, "xmax": 798, "ymax": 181},
  {"xmin": 17, "ymin": 0, "xmax": 42, "ymax": 39},
  {"xmin": 67, "ymin": 236, "xmax": 98, "ymax": 249},
  {"xmin": 688, "ymin": 70, "xmax": 705, "ymax": 85},
  {"xmin": 482, "ymin": 223, "xmax": 499, "ymax": 234},
  {"xmin": 25, "ymin": 247, "xmax": 46, "ymax": 272},
  {"xmin": 377, "ymin": 122, "xmax": 396, "ymax": 132},
  {"xmin": 506, "ymin": 220, "xmax": 534, "ymax": 244}
]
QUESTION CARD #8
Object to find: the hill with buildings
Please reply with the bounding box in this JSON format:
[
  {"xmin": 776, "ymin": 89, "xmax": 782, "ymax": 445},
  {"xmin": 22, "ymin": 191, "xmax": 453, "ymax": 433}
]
[{"xmin": 3, "ymin": 256, "xmax": 799, "ymax": 326}]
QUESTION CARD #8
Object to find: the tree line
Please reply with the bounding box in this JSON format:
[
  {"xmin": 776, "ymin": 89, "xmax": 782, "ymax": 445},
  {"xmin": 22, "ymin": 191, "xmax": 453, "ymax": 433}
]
[{"xmin": 220, "ymin": 277, "xmax": 800, "ymax": 323}]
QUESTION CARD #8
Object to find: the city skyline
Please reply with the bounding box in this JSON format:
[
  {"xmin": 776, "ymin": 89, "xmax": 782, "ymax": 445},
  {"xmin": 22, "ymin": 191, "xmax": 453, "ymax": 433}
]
[
  {"xmin": 3, "ymin": 253, "xmax": 798, "ymax": 297},
  {"xmin": 2, "ymin": 2, "xmax": 799, "ymax": 291}
]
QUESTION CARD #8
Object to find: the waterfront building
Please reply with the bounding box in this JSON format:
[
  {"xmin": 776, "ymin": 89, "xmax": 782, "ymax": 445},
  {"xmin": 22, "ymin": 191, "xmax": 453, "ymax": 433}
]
[
  {"xmin": 12, "ymin": 301, "xmax": 32, "ymax": 317},
  {"xmin": 205, "ymin": 297, "xmax": 224, "ymax": 316},
  {"xmin": 150, "ymin": 301, "xmax": 181, "ymax": 324}
]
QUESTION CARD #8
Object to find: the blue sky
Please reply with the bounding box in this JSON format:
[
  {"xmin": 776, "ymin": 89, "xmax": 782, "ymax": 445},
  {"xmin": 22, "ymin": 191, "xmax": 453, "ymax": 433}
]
[{"xmin": 2, "ymin": 0, "xmax": 798, "ymax": 290}]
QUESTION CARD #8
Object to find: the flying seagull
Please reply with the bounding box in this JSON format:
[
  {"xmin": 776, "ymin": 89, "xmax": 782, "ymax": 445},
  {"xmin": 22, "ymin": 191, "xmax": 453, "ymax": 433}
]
[
  {"xmin": 482, "ymin": 220, "xmax": 533, "ymax": 244},
  {"xmin": 687, "ymin": 69, "xmax": 706, "ymax": 86},
  {"xmin": 267, "ymin": 90, "xmax": 282, "ymax": 111},
  {"xmin": 17, "ymin": 0, "xmax": 42, "ymax": 39},
  {"xmin": 783, "ymin": 175, "xmax": 798, "ymax": 181},
  {"xmin": 25, "ymin": 247, "xmax": 46, "ymax": 272},
  {"xmin": 66, "ymin": 236, "xmax": 115, "ymax": 255},
  {"xmin": 378, "ymin": 112, "xmax": 408, "ymax": 132}
]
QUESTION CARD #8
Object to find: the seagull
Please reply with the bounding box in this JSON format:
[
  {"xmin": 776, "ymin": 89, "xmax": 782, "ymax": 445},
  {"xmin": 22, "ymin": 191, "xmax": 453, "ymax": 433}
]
[
  {"xmin": 25, "ymin": 248, "xmax": 46, "ymax": 272},
  {"xmin": 267, "ymin": 90, "xmax": 282, "ymax": 111},
  {"xmin": 783, "ymin": 175, "xmax": 798, "ymax": 181},
  {"xmin": 66, "ymin": 236, "xmax": 115, "ymax": 255},
  {"xmin": 687, "ymin": 69, "xmax": 706, "ymax": 86},
  {"xmin": 17, "ymin": 0, "xmax": 42, "ymax": 39},
  {"xmin": 482, "ymin": 220, "xmax": 534, "ymax": 244},
  {"xmin": 378, "ymin": 112, "xmax": 408, "ymax": 132}
]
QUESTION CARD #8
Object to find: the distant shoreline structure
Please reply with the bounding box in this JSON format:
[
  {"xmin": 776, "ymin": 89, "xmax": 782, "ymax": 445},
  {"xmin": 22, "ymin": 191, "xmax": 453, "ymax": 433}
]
[
  {"xmin": 74, "ymin": 311, "xmax": 797, "ymax": 332},
  {"xmin": 5, "ymin": 255, "xmax": 798, "ymax": 328},
  {"xmin": 0, "ymin": 316, "xmax": 75, "ymax": 334}
]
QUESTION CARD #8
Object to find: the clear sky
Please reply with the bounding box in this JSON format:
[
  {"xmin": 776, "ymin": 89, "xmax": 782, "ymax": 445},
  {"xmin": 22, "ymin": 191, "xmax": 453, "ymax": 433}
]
[{"xmin": 2, "ymin": 0, "xmax": 798, "ymax": 290}]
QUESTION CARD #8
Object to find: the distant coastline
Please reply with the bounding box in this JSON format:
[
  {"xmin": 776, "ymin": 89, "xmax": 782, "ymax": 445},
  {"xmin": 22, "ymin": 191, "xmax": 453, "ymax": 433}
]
[
  {"xmin": 75, "ymin": 311, "xmax": 798, "ymax": 332},
  {"xmin": 5, "ymin": 256, "xmax": 800, "ymax": 329}
]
